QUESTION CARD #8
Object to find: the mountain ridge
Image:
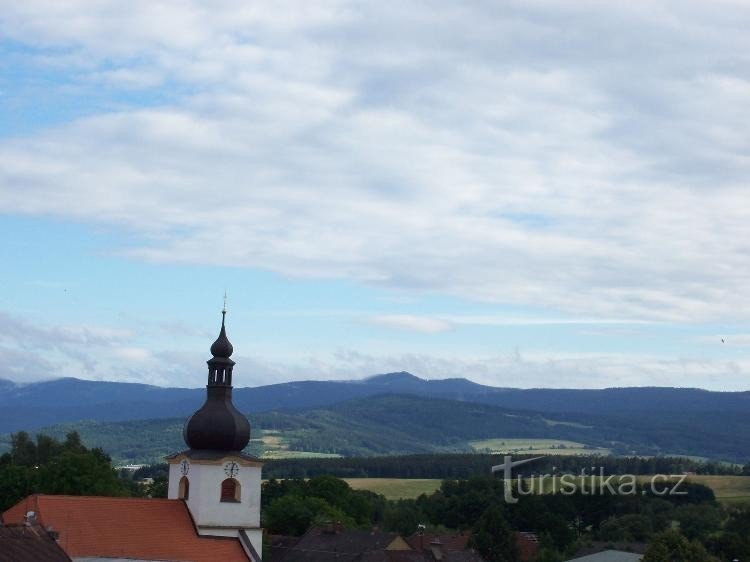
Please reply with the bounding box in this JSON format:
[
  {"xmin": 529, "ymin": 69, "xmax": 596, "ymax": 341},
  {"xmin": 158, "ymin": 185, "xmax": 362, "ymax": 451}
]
[
  {"xmin": 10, "ymin": 392, "xmax": 750, "ymax": 465},
  {"xmin": 2, "ymin": 372, "xmax": 749, "ymax": 434}
]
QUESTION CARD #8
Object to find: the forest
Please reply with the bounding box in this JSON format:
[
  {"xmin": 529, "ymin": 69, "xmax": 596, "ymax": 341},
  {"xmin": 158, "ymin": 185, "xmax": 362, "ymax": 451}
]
[{"xmin": 3, "ymin": 432, "xmax": 750, "ymax": 560}]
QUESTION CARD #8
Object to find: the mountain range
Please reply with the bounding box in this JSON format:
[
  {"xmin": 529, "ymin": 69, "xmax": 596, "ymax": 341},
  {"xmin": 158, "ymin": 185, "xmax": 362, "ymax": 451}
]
[
  {"xmin": 2, "ymin": 372, "xmax": 749, "ymax": 464},
  {"xmin": 2, "ymin": 371, "xmax": 749, "ymax": 434}
]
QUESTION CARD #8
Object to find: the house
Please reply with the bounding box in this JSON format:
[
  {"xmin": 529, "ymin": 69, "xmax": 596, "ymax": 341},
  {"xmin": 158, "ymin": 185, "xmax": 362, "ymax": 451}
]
[
  {"xmin": 405, "ymin": 530, "xmax": 537, "ymax": 562},
  {"xmin": 3, "ymin": 310, "xmax": 263, "ymax": 561},
  {"xmin": 405, "ymin": 530, "xmax": 472, "ymax": 552},
  {"xmin": 269, "ymin": 525, "xmax": 486, "ymax": 562},
  {"xmin": 0, "ymin": 522, "xmax": 71, "ymax": 562},
  {"xmin": 516, "ymin": 531, "xmax": 541, "ymax": 562}
]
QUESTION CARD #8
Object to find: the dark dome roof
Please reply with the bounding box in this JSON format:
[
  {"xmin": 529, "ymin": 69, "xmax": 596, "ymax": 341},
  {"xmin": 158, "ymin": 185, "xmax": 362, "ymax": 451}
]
[
  {"xmin": 210, "ymin": 312, "xmax": 233, "ymax": 357},
  {"xmin": 183, "ymin": 387, "xmax": 250, "ymax": 451},
  {"xmin": 182, "ymin": 310, "xmax": 249, "ymax": 452}
]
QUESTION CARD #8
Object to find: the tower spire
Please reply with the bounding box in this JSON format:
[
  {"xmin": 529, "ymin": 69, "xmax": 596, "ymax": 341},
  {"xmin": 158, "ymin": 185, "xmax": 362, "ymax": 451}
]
[{"xmin": 182, "ymin": 308, "xmax": 250, "ymax": 452}]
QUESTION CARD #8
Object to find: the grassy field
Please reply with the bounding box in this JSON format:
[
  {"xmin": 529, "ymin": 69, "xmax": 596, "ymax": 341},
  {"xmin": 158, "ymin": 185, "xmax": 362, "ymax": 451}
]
[
  {"xmin": 342, "ymin": 475, "xmax": 750, "ymax": 504},
  {"xmin": 685, "ymin": 475, "xmax": 750, "ymax": 504},
  {"xmin": 258, "ymin": 430, "xmax": 342, "ymax": 459},
  {"xmin": 469, "ymin": 438, "xmax": 610, "ymax": 456},
  {"xmin": 344, "ymin": 478, "xmax": 443, "ymax": 500}
]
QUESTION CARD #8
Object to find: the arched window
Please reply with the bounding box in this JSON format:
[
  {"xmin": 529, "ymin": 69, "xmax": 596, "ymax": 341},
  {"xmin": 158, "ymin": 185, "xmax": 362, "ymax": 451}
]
[
  {"xmin": 178, "ymin": 476, "xmax": 190, "ymax": 500},
  {"xmin": 220, "ymin": 478, "xmax": 241, "ymax": 502}
]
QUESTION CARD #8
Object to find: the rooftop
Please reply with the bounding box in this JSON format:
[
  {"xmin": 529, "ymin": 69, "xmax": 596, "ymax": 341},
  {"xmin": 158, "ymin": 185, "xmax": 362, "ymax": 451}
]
[
  {"xmin": 2, "ymin": 495, "xmax": 250, "ymax": 562},
  {"xmin": 0, "ymin": 523, "xmax": 71, "ymax": 562}
]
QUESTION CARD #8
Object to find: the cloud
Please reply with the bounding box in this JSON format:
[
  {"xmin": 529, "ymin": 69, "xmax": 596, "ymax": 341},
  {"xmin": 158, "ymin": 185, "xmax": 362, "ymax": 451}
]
[
  {"xmin": 0, "ymin": 311, "xmax": 134, "ymax": 381},
  {"xmin": 362, "ymin": 312, "xmax": 654, "ymax": 332},
  {"xmin": 365, "ymin": 314, "xmax": 452, "ymax": 333},
  {"xmin": 112, "ymin": 347, "xmax": 153, "ymax": 362},
  {"xmin": 227, "ymin": 347, "xmax": 750, "ymax": 392},
  {"xmin": 1, "ymin": 1, "xmax": 750, "ymax": 324},
  {"xmin": 694, "ymin": 334, "xmax": 750, "ymax": 347},
  {"xmin": 0, "ymin": 308, "xmax": 746, "ymax": 390}
]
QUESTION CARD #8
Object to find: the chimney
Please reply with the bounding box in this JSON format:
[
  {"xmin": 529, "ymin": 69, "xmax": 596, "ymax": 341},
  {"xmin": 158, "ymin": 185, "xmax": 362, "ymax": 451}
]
[{"xmin": 429, "ymin": 538, "xmax": 444, "ymax": 561}]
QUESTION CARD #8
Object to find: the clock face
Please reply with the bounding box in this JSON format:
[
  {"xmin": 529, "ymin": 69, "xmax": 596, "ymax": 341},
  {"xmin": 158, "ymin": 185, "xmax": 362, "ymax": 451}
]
[
  {"xmin": 180, "ymin": 459, "xmax": 190, "ymax": 476},
  {"xmin": 224, "ymin": 461, "xmax": 240, "ymax": 478}
]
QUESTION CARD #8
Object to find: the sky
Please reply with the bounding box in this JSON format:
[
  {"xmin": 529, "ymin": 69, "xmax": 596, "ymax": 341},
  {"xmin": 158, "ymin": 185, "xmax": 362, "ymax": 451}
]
[{"xmin": 1, "ymin": 1, "xmax": 749, "ymax": 390}]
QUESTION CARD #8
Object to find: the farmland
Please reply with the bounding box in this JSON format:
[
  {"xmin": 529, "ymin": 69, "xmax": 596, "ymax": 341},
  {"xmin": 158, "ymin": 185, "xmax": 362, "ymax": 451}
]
[
  {"xmin": 469, "ymin": 437, "xmax": 610, "ymax": 456},
  {"xmin": 343, "ymin": 475, "xmax": 750, "ymax": 504}
]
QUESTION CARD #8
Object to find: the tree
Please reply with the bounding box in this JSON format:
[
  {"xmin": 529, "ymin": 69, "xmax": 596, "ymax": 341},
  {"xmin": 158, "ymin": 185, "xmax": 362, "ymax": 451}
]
[
  {"xmin": 10, "ymin": 432, "xmax": 37, "ymax": 466},
  {"xmin": 643, "ymin": 530, "xmax": 719, "ymax": 562},
  {"xmin": 470, "ymin": 505, "xmax": 520, "ymax": 562},
  {"xmin": 599, "ymin": 513, "xmax": 653, "ymax": 542},
  {"xmin": 384, "ymin": 499, "xmax": 427, "ymax": 536},
  {"xmin": 147, "ymin": 476, "xmax": 168, "ymax": 498},
  {"xmin": 263, "ymin": 495, "xmax": 354, "ymax": 536},
  {"xmin": 0, "ymin": 464, "xmax": 34, "ymax": 511},
  {"xmin": 0, "ymin": 432, "xmax": 129, "ymax": 510}
]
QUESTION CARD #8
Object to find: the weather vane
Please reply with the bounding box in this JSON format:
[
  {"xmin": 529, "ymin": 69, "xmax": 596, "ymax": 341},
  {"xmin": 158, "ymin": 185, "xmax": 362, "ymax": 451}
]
[{"xmin": 222, "ymin": 289, "xmax": 228, "ymax": 314}]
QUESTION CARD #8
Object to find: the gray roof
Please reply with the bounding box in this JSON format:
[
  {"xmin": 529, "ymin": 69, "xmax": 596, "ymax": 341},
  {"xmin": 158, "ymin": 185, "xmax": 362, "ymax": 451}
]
[
  {"xmin": 566, "ymin": 551, "xmax": 643, "ymax": 562},
  {"xmin": 0, "ymin": 524, "xmax": 71, "ymax": 562}
]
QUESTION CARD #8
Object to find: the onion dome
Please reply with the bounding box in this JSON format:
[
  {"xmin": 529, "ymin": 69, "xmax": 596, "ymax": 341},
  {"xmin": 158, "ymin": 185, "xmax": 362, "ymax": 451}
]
[
  {"xmin": 210, "ymin": 316, "xmax": 233, "ymax": 358},
  {"xmin": 183, "ymin": 310, "xmax": 250, "ymax": 451}
]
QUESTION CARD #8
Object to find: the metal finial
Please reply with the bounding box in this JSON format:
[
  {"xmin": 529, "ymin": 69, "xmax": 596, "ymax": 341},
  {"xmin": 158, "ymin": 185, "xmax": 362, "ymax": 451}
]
[{"xmin": 221, "ymin": 290, "xmax": 228, "ymax": 327}]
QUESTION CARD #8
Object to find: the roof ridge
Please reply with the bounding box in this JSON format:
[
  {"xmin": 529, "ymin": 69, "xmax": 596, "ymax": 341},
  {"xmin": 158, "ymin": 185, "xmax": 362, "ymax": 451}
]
[{"xmin": 36, "ymin": 495, "xmax": 180, "ymax": 502}]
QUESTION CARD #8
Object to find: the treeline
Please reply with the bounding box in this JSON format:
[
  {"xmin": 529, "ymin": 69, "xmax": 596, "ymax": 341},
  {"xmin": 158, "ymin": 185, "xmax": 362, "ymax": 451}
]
[
  {"xmin": 261, "ymin": 473, "xmax": 748, "ymax": 561},
  {"xmin": 0, "ymin": 431, "xmax": 159, "ymax": 511},
  {"xmin": 262, "ymin": 453, "xmax": 744, "ymax": 480}
]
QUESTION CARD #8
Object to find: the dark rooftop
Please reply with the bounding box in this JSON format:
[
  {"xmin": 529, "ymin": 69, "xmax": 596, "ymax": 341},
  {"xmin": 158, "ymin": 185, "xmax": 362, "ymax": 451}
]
[{"xmin": 0, "ymin": 524, "xmax": 71, "ymax": 562}]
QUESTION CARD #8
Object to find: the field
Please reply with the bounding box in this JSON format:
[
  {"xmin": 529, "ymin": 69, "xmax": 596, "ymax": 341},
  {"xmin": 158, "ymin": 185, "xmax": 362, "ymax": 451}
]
[
  {"xmin": 343, "ymin": 475, "xmax": 750, "ymax": 504},
  {"xmin": 469, "ymin": 438, "xmax": 610, "ymax": 456},
  {"xmin": 344, "ymin": 478, "xmax": 442, "ymax": 500},
  {"xmin": 686, "ymin": 475, "xmax": 750, "ymax": 504},
  {"xmin": 259, "ymin": 430, "xmax": 341, "ymax": 459}
]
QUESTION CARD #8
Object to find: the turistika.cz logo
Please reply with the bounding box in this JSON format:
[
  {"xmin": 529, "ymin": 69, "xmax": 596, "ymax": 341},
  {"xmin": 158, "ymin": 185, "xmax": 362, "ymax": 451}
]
[{"xmin": 491, "ymin": 455, "xmax": 689, "ymax": 504}]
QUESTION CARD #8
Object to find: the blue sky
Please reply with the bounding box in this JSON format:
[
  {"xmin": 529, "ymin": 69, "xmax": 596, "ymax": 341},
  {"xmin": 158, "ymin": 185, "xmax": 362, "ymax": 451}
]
[{"xmin": 1, "ymin": 2, "xmax": 749, "ymax": 389}]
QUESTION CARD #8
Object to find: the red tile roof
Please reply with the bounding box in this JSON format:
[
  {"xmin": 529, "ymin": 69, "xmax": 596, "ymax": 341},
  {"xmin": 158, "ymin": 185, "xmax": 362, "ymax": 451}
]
[{"xmin": 3, "ymin": 495, "xmax": 249, "ymax": 562}]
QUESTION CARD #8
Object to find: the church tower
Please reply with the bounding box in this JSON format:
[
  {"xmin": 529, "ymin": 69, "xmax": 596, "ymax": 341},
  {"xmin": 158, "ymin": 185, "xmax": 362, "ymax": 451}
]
[{"xmin": 166, "ymin": 308, "xmax": 263, "ymax": 560}]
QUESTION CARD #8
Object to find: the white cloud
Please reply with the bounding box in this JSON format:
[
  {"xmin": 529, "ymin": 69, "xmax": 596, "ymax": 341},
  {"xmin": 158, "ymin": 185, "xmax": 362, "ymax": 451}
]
[
  {"xmin": 1, "ymin": 308, "xmax": 746, "ymax": 390},
  {"xmin": 1, "ymin": 1, "xmax": 750, "ymax": 323},
  {"xmin": 365, "ymin": 314, "xmax": 452, "ymax": 333},
  {"xmin": 694, "ymin": 334, "xmax": 750, "ymax": 347},
  {"xmin": 361, "ymin": 312, "xmax": 655, "ymax": 333},
  {"xmin": 111, "ymin": 347, "xmax": 153, "ymax": 362}
]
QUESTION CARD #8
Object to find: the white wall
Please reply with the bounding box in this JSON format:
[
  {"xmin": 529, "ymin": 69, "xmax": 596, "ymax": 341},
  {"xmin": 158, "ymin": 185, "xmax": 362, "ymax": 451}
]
[{"xmin": 167, "ymin": 457, "xmax": 263, "ymax": 556}]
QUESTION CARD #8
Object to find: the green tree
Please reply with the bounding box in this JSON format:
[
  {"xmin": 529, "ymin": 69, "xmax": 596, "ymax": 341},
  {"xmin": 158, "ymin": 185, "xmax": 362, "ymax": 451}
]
[
  {"xmin": 10, "ymin": 432, "xmax": 37, "ymax": 466},
  {"xmin": 0, "ymin": 432, "xmax": 129, "ymax": 510},
  {"xmin": 147, "ymin": 476, "xmax": 168, "ymax": 498},
  {"xmin": 36, "ymin": 449, "xmax": 127, "ymax": 497},
  {"xmin": 599, "ymin": 513, "xmax": 653, "ymax": 542},
  {"xmin": 643, "ymin": 530, "xmax": 719, "ymax": 562},
  {"xmin": 263, "ymin": 495, "xmax": 354, "ymax": 536},
  {"xmin": 384, "ymin": 499, "xmax": 427, "ymax": 536},
  {"xmin": 0, "ymin": 464, "xmax": 34, "ymax": 511},
  {"xmin": 470, "ymin": 505, "xmax": 520, "ymax": 562}
]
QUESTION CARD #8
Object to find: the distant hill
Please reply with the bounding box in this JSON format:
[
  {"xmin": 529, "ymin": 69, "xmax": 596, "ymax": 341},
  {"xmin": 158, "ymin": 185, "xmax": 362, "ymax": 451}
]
[
  {"xmin": 2, "ymin": 372, "xmax": 749, "ymax": 434},
  {"xmin": 9, "ymin": 393, "xmax": 750, "ymax": 465}
]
